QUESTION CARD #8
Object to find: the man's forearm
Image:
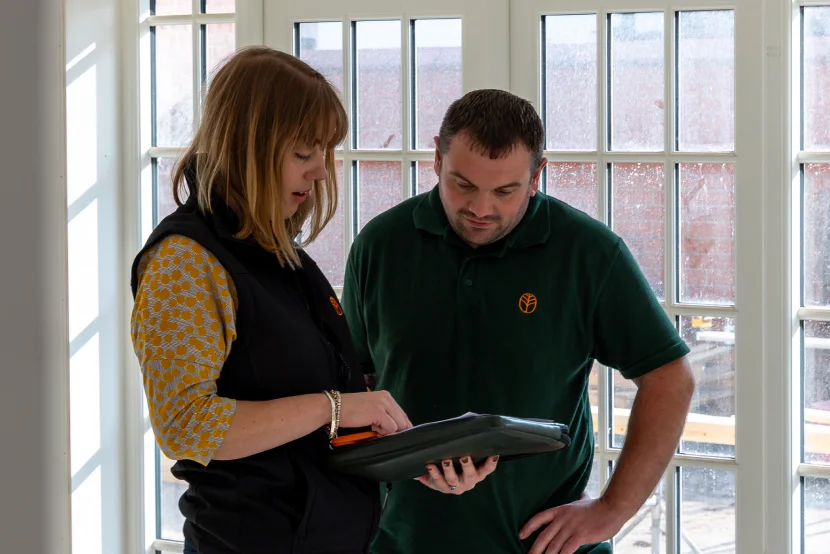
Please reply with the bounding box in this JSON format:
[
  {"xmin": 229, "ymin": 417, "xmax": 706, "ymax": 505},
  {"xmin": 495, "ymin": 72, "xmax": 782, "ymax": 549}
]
[{"xmin": 600, "ymin": 358, "xmax": 695, "ymax": 518}]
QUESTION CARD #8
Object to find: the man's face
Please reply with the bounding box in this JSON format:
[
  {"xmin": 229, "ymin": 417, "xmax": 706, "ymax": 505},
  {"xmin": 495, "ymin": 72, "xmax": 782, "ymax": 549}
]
[{"xmin": 434, "ymin": 134, "xmax": 546, "ymax": 248}]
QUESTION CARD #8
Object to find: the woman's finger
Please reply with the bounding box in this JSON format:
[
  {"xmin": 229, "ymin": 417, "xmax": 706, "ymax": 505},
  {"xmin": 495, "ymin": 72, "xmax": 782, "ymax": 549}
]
[
  {"xmin": 375, "ymin": 413, "xmax": 399, "ymax": 436},
  {"xmin": 477, "ymin": 456, "xmax": 499, "ymax": 479},
  {"xmin": 440, "ymin": 459, "xmax": 462, "ymax": 492},
  {"xmin": 459, "ymin": 457, "xmax": 478, "ymax": 484},
  {"xmin": 425, "ymin": 464, "xmax": 449, "ymax": 492},
  {"xmin": 387, "ymin": 403, "xmax": 412, "ymax": 431}
]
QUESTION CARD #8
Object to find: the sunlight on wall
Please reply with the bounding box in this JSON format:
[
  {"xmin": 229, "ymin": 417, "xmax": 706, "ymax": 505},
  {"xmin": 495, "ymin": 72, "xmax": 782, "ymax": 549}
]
[
  {"xmin": 69, "ymin": 332, "xmax": 100, "ymax": 475},
  {"xmin": 71, "ymin": 466, "xmax": 103, "ymax": 554},
  {"xmin": 67, "ymin": 199, "xmax": 99, "ymax": 342},
  {"xmin": 66, "ymin": 61, "xmax": 98, "ymax": 206}
]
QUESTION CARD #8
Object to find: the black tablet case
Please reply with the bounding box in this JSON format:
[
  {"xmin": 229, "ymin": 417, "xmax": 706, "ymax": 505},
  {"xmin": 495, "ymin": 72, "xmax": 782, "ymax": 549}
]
[{"xmin": 327, "ymin": 413, "xmax": 571, "ymax": 482}]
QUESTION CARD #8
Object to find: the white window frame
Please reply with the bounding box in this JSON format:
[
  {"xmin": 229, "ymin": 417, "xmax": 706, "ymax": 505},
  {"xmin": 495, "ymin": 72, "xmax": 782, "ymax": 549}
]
[
  {"xmin": 118, "ymin": 1, "xmax": 823, "ymax": 553},
  {"xmin": 511, "ymin": 2, "xmax": 764, "ymax": 553},
  {"xmin": 121, "ymin": 2, "xmax": 261, "ymax": 553},
  {"xmin": 788, "ymin": 2, "xmax": 830, "ymax": 554},
  {"xmin": 264, "ymin": 0, "xmax": 510, "ymax": 293}
]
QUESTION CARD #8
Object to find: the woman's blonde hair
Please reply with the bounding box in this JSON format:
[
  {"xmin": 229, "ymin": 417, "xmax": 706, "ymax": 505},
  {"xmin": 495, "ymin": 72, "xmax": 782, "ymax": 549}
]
[{"xmin": 171, "ymin": 46, "xmax": 347, "ymax": 268}]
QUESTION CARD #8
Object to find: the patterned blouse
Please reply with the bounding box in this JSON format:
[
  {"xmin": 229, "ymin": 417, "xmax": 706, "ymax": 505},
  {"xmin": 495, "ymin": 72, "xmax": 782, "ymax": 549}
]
[{"xmin": 131, "ymin": 234, "xmax": 239, "ymax": 465}]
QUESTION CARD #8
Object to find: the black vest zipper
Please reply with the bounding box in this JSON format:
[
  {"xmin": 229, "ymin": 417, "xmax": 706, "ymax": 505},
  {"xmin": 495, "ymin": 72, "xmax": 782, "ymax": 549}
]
[{"xmin": 294, "ymin": 273, "xmax": 352, "ymax": 392}]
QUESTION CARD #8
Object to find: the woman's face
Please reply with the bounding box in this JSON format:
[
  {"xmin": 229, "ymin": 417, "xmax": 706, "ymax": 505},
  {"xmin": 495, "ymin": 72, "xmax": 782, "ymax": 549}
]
[{"xmin": 281, "ymin": 143, "xmax": 328, "ymax": 219}]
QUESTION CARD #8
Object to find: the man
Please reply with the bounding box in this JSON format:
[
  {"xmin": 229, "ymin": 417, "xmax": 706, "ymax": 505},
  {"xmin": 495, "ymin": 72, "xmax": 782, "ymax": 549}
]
[{"xmin": 341, "ymin": 89, "xmax": 695, "ymax": 554}]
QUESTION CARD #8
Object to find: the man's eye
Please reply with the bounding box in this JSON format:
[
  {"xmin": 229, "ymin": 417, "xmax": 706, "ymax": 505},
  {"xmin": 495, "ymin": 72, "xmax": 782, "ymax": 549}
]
[
  {"xmin": 496, "ymin": 189, "xmax": 513, "ymax": 197},
  {"xmin": 458, "ymin": 182, "xmax": 473, "ymax": 190}
]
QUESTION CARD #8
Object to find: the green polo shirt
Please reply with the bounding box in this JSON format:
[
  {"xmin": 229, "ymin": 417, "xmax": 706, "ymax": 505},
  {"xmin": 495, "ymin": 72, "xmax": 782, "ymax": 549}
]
[{"xmin": 341, "ymin": 187, "xmax": 690, "ymax": 554}]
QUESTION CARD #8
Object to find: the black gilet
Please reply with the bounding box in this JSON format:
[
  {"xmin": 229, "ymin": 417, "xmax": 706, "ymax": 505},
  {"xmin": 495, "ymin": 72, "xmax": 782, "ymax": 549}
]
[{"xmin": 129, "ymin": 175, "xmax": 379, "ymax": 554}]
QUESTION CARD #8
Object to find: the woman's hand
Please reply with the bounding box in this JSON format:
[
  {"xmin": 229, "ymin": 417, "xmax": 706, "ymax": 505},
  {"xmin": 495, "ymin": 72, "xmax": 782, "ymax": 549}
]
[
  {"xmin": 416, "ymin": 455, "xmax": 499, "ymax": 495},
  {"xmin": 339, "ymin": 391, "xmax": 413, "ymax": 435}
]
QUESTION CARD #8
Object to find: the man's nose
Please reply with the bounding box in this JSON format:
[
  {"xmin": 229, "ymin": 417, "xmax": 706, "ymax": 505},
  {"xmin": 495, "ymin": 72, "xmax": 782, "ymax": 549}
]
[{"xmin": 467, "ymin": 194, "xmax": 492, "ymax": 218}]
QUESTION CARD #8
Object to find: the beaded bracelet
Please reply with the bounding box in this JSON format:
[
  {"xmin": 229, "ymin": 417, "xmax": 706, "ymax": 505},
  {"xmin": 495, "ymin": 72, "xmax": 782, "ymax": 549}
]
[{"xmin": 323, "ymin": 390, "xmax": 341, "ymax": 440}]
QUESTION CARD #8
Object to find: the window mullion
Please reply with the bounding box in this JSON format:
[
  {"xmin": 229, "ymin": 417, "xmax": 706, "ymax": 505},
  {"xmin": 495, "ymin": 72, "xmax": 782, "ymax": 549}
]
[
  {"xmin": 666, "ymin": 9, "xmax": 677, "ymax": 315},
  {"xmin": 402, "ymin": 17, "xmax": 412, "ymax": 202},
  {"xmin": 667, "ymin": 465, "xmax": 679, "ymax": 554},
  {"xmin": 191, "ymin": 6, "xmax": 200, "ymax": 130}
]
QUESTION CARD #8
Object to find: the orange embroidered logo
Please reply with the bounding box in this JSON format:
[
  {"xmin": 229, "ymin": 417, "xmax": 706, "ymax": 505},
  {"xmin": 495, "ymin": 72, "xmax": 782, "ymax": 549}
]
[
  {"xmin": 518, "ymin": 293, "xmax": 538, "ymax": 314},
  {"xmin": 329, "ymin": 296, "xmax": 344, "ymax": 316}
]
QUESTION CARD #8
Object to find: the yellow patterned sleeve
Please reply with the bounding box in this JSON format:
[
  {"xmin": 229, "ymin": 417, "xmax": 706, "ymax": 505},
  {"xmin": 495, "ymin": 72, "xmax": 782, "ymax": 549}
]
[{"xmin": 131, "ymin": 234, "xmax": 239, "ymax": 466}]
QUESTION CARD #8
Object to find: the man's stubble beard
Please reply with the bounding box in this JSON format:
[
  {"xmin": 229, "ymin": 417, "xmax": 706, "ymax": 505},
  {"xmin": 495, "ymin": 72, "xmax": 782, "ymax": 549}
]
[{"xmin": 443, "ymin": 185, "xmax": 533, "ymax": 248}]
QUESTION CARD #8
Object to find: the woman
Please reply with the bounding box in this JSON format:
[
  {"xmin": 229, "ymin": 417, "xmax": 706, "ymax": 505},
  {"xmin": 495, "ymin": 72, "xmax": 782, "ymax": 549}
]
[{"xmin": 129, "ymin": 46, "xmax": 413, "ymax": 553}]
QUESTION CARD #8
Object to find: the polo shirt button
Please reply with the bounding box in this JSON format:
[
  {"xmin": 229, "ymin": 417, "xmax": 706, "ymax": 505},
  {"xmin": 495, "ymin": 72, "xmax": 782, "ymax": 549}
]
[{"xmin": 464, "ymin": 278, "xmax": 473, "ymax": 286}]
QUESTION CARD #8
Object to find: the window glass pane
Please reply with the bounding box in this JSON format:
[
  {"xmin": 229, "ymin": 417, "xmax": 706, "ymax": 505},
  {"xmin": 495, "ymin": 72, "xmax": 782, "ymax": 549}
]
[
  {"xmin": 152, "ymin": 0, "xmax": 191, "ymax": 16},
  {"xmin": 298, "ymin": 22, "xmax": 344, "ymax": 96},
  {"xmin": 611, "ymin": 163, "xmax": 665, "ymax": 300},
  {"xmin": 586, "ymin": 457, "xmax": 601, "ymax": 499},
  {"xmin": 803, "ymin": 7, "xmax": 830, "ymax": 151},
  {"xmin": 547, "ymin": 162, "xmax": 598, "ymax": 219},
  {"xmin": 204, "ymin": 0, "xmax": 234, "ymax": 14},
  {"xmin": 357, "ymin": 161, "xmax": 402, "ymax": 230},
  {"xmin": 613, "ymin": 473, "xmax": 667, "ymax": 553},
  {"xmin": 205, "ymin": 24, "xmax": 236, "ymax": 79},
  {"xmin": 612, "ymin": 370, "xmax": 634, "ymax": 449},
  {"xmin": 154, "ymin": 25, "xmax": 193, "ymax": 148},
  {"xmin": 677, "ymin": 11, "xmax": 735, "ymax": 152},
  {"xmin": 416, "ymin": 160, "xmax": 436, "ymax": 195},
  {"xmin": 588, "ymin": 361, "xmax": 600, "ymax": 445},
  {"xmin": 356, "ymin": 21, "xmax": 402, "ymax": 149},
  {"xmin": 610, "ymin": 13, "xmax": 665, "ymax": 152},
  {"xmin": 414, "ymin": 19, "xmax": 462, "ymax": 150},
  {"xmin": 159, "ymin": 450, "xmax": 185, "ymax": 541},
  {"xmin": 304, "ymin": 161, "xmax": 346, "ymax": 287},
  {"xmin": 679, "ymin": 316, "xmax": 735, "ymax": 458},
  {"xmin": 544, "ymin": 14, "xmax": 597, "ymax": 151},
  {"xmin": 804, "ymin": 320, "xmax": 830, "ymax": 465},
  {"xmin": 804, "ymin": 477, "xmax": 830, "ymax": 553},
  {"xmin": 679, "ymin": 163, "xmax": 736, "ymax": 305},
  {"xmin": 155, "ymin": 157, "xmax": 179, "ymax": 225},
  {"xmin": 804, "ymin": 164, "xmax": 830, "ymax": 308},
  {"xmin": 680, "ymin": 467, "xmax": 736, "ymax": 554}
]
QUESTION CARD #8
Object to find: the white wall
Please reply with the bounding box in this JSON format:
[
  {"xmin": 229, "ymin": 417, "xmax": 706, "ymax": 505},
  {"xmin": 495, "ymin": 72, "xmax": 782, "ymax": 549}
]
[
  {"xmin": 65, "ymin": 0, "xmax": 128, "ymax": 551},
  {"xmin": 0, "ymin": 0, "xmax": 72, "ymax": 553}
]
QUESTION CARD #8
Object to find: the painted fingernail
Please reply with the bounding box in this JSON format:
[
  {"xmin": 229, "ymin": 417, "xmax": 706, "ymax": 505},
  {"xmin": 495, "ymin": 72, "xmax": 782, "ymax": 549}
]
[
  {"xmin": 461, "ymin": 457, "xmax": 470, "ymax": 464},
  {"xmin": 443, "ymin": 460, "xmax": 451, "ymax": 467},
  {"xmin": 493, "ymin": 456, "xmax": 499, "ymax": 463}
]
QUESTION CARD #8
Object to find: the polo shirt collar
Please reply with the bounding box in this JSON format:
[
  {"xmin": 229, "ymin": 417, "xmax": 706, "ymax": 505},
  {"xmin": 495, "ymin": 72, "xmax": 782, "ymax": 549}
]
[{"xmin": 412, "ymin": 186, "xmax": 551, "ymax": 252}]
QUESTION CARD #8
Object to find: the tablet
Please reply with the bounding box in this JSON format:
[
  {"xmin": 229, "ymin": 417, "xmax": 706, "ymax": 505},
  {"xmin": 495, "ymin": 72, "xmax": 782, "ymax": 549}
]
[{"xmin": 327, "ymin": 412, "xmax": 570, "ymax": 482}]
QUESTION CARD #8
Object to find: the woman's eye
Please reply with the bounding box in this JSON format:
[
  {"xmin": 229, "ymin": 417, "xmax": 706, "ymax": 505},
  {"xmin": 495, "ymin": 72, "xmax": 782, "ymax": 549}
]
[{"xmin": 295, "ymin": 153, "xmax": 311, "ymax": 161}]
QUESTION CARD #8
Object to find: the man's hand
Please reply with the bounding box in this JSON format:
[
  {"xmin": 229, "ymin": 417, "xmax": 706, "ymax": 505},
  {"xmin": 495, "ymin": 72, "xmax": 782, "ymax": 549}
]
[
  {"xmin": 415, "ymin": 455, "xmax": 499, "ymax": 495},
  {"xmin": 519, "ymin": 496, "xmax": 624, "ymax": 554}
]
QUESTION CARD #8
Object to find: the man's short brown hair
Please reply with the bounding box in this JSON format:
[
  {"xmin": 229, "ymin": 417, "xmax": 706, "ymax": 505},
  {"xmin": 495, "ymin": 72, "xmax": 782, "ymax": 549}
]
[{"xmin": 437, "ymin": 89, "xmax": 544, "ymax": 171}]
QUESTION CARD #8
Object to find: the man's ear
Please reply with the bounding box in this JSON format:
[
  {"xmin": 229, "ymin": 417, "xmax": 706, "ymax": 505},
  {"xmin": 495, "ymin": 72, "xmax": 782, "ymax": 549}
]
[
  {"xmin": 530, "ymin": 157, "xmax": 548, "ymax": 196},
  {"xmin": 434, "ymin": 139, "xmax": 442, "ymax": 177}
]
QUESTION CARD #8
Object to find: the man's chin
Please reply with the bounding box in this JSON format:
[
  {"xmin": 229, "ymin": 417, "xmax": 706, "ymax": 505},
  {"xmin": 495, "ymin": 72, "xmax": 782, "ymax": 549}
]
[{"xmin": 459, "ymin": 228, "xmax": 502, "ymax": 247}]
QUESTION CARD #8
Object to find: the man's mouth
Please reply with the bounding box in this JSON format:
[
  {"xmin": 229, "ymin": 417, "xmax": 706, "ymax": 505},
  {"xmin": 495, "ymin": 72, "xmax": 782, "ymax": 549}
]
[{"xmin": 464, "ymin": 217, "xmax": 494, "ymax": 229}]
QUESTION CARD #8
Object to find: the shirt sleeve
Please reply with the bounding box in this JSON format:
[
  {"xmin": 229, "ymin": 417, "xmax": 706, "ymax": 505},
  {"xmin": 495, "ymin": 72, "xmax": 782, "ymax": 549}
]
[
  {"xmin": 131, "ymin": 234, "xmax": 239, "ymax": 465},
  {"xmin": 341, "ymin": 247, "xmax": 376, "ymax": 383},
  {"xmin": 590, "ymin": 238, "xmax": 691, "ymax": 380}
]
